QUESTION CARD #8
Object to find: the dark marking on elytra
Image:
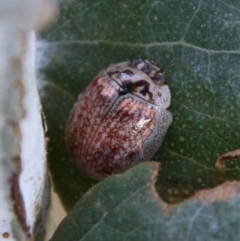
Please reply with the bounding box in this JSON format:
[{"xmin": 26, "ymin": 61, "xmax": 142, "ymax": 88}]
[
  {"xmin": 118, "ymin": 81, "xmax": 132, "ymax": 95},
  {"xmin": 118, "ymin": 79, "xmax": 153, "ymax": 100},
  {"xmin": 132, "ymin": 80, "xmax": 153, "ymax": 100}
]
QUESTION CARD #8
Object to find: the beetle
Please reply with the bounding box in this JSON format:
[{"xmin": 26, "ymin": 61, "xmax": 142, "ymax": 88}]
[{"xmin": 65, "ymin": 59, "xmax": 172, "ymax": 180}]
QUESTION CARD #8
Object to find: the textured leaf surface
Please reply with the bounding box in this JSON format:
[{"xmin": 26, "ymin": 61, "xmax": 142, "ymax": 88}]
[
  {"xmin": 50, "ymin": 162, "xmax": 240, "ymax": 241},
  {"xmin": 39, "ymin": 0, "xmax": 240, "ymax": 210}
]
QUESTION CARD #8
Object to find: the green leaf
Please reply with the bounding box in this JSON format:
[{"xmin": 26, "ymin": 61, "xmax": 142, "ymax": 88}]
[
  {"xmin": 50, "ymin": 162, "xmax": 240, "ymax": 241},
  {"xmin": 39, "ymin": 0, "xmax": 240, "ymax": 211}
]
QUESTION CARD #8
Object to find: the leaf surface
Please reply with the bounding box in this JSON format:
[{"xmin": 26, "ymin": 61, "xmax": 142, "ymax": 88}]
[
  {"xmin": 39, "ymin": 0, "xmax": 240, "ymax": 210},
  {"xmin": 50, "ymin": 162, "xmax": 240, "ymax": 241}
]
